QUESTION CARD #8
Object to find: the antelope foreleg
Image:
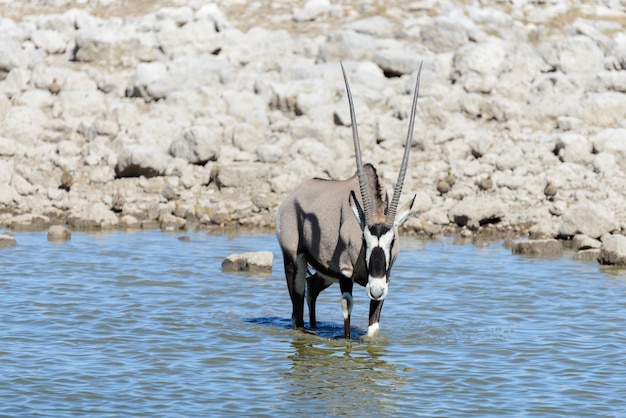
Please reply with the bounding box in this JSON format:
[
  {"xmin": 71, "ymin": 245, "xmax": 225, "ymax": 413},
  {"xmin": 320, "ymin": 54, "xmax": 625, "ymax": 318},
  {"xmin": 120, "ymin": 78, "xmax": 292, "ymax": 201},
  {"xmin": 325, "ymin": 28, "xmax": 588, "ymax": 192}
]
[
  {"xmin": 339, "ymin": 277, "xmax": 354, "ymax": 339},
  {"xmin": 363, "ymin": 299, "xmax": 385, "ymax": 341}
]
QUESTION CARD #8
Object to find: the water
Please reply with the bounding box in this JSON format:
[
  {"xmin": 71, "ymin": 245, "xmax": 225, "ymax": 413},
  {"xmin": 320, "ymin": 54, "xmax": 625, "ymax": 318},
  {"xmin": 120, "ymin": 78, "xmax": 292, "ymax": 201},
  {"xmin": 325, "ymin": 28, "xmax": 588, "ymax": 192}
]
[{"xmin": 2, "ymin": 230, "xmax": 626, "ymax": 417}]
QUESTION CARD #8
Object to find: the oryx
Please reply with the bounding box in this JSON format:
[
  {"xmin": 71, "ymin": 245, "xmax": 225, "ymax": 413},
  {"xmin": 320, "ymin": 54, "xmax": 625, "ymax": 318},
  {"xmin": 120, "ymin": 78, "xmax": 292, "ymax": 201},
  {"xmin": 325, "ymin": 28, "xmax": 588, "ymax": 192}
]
[{"xmin": 275, "ymin": 61, "xmax": 422, "ymax": 340}]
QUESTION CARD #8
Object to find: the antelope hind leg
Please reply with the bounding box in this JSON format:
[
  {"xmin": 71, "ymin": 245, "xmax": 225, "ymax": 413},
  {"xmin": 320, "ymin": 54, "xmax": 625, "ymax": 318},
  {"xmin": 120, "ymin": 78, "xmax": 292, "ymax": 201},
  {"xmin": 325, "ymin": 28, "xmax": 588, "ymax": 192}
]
[
  {"xmin": 284, "ymin": 252, "xmax": 307, "ymax": 329},
  {"xmin": 306, "ymin": 272, "xmax": 333, "ymax": 328}
]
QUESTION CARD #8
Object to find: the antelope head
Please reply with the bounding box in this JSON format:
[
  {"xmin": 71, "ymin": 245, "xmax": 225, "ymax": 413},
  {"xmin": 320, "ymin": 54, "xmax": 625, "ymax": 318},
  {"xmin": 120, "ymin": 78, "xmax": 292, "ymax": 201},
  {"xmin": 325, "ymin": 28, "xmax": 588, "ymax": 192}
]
[{"xmin": 341, "ymin": 61, "xmax": 422, "ymax": 302}]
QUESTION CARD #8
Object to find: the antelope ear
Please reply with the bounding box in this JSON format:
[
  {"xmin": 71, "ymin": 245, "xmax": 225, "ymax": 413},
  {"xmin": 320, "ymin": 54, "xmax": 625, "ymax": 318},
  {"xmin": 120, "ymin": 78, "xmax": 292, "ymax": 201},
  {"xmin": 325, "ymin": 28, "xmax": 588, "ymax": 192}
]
[
  {"xmin": 349, "ymin": 190, "xmax": 366, "ymax": 230},
  {"xmin": 393, "ymin": 194, "xmax": 416, "ymax": 229}
]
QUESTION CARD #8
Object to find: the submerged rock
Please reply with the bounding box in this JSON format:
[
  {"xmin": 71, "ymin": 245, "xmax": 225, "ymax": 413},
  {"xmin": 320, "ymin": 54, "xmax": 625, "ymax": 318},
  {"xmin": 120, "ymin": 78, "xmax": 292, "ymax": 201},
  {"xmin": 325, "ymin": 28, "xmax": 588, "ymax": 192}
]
[
  {"xmin": 47, "ymin": 225, "xmax": 71, "ymax": 241},
  {"xmin": 574, "ymin": 249, "xmax": 600, "ymax": 263},
  {"xmin": 598, "ymin": 234, "xmax": 626, "ymax": 266},
  {"xmin": 0, "ymin": 233, "xmax": 17, "ymax": 248},
  {"xmin": 222, "ymin": 251, "xmax": 273, "ymax": 273},
  {"xmin": 511, "ymin": 239, "xmax": 563, "ymax": 257}
]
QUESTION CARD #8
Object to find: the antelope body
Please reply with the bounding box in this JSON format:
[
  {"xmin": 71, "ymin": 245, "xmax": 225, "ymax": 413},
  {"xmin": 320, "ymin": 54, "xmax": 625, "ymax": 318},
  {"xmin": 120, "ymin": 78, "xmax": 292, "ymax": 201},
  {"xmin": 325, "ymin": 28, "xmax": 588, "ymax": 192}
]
[{"xmin": 275, "ymin": 62, "xmax": 422, "ymax": 339}]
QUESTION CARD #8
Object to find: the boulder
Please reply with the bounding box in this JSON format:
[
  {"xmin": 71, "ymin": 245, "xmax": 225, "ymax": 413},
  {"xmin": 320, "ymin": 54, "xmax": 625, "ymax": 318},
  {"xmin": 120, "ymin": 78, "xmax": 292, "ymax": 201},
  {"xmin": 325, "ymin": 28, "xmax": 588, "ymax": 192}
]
[
  {"xmin": 116, "ymin": 145, "xmax": 169, "ymax": 178},
  {"xmin": 511, "ymin": 239, "xmax": 563, "ymax": 257},
  {"xmin": 125, "ymin": 61, "xmax": 169, "ymax": 100},
  {"xmin": 572, "ymin": 234, "xmax": 601, "ymax": 251},
  {"xmin": 555, "ymin": 133, "xmax": 593, "ymax": 165},
  {"xmin": 558, "ymin": 201, "xmax": 618, "ymax": 239},
  {"xmin": 0, "ymin": 233, "xmax": 17, "ymax": 248},
  {"xmin": 452, "ymin": 40, "xmax": 506, "ymax": 93},
  {"xmin": 169, "ymin": 125, "xmax": 221, "ymax": 165},
  {"xmin": 74, "ymin": 29, "xmax": 160, "ymax": 67},
  {"xmin": 70, "ymin": 202, "xmax": 120, "ymax": 229},
  {"xmin": 420, "ymin": 15, "xmax": 469, "ymax": 52},
  {"xmin": 448, "ymin": 197, "xmax": 506, "ymax": 229},
  {"xmin": 216, "ymin": 163, "xmax": 270, "ymax": 188},
  {"xmin": 577, "ymin": 92, "xmax": 626, "ymax": 128},
  {"xmin": 372, "ymin": 50, "xmax": 426, "ymax": 77},
  {"xmin": 48, "ymin": 225, "xmax": 71, "ymax": 241},
  {"xmin": 598, "ymin": 234, "xmax": 626, "ymax": 266},
  {"xmin": 574, "ymin": 249, "xmax": 600, "ymax": 262},
  {"xmin": 222, "ymin": 251, "xmax": 273, "ymax": 273},
  {"xmin": 30, "ymin": 29, "xmax": 68, "ymax": 54},
  {"xmin": 592, "ymin": 129, "xmax": 626, "ymax": 171}
]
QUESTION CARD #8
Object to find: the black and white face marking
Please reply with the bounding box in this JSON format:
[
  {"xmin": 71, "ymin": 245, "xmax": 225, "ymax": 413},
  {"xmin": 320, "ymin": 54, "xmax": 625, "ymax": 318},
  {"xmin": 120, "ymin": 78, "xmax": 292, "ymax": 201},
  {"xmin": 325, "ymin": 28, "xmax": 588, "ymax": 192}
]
[{"xmin": 363, "ymin": 224, "xmax": 395, "ymax": 301}]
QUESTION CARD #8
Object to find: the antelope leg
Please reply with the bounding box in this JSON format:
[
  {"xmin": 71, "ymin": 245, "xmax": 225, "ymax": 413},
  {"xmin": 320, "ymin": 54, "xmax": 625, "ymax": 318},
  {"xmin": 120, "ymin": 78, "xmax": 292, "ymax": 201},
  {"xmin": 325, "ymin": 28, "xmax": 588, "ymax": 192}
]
[
  {"xmin": 339, "ymin": 277, "xmax": 354, "ymax": 339},
  {"xmin": 306, "ymin": 272, "xmax": 333, "ymax": 328}
]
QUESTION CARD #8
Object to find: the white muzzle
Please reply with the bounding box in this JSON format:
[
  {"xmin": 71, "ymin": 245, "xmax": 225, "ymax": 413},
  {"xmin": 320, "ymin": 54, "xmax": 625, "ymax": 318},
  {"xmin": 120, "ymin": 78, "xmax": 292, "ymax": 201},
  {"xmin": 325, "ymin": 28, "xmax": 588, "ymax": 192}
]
[{"xmin": 366, "ymin": 277, "xmax": 388, "ymax": 301}]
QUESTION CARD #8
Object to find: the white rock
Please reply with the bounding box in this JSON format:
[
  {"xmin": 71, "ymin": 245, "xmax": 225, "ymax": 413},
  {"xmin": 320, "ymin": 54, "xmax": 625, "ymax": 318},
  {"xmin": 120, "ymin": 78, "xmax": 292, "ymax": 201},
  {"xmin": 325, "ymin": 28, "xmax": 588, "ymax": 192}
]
[
  {"xmin": 592, "ymin": 129, "xmax": 626, "ymax": 172},
  {"xmin": 30, "ymin": 29, "xmax": 67, "ymax": 54},
  {"xmin": 577, "ymin": 92, "xmax": 626, "ymax": 128},
  {"xmin": 558, "ymin": 201, "xmax": 619, "ymax": 239},
  {"xmin": 555, "ymin": 35, "xmax": 604, "ymax": 74},
  {"xmin": 0, "ymin": 233, "xmax": 17, "ymax": 248},
  {"xmin": 292, "ymin": 0, "xmax": 333, "ymax": 22},
  {"xmin": 0, "ymin": 136, "xmax": 18, "ymax": 156},
  {"xmin": 222, "ymin": 251, "xmax": 273, "ymax": 273},
  {"xmin": 217, "ymin": 163, "xmax": 269, "ymax": 188},
  {"xmin": 125, "ymin": 61, "xmax": 169, "ymax": 100},
  {"xmin": 0, "ymin": 184, "xmax": 19, "ymax": 205},
  {"xmin": 452, "ymin": 39, "xmax": 506, "ymax": 93},
  {"xmin": 448, "ymin": 197, "xmax": 506, "ymax": 228},
  {"xmin": 607, "ymin": 31, "xmax": 626, "ymax": 70},
  {"xmin": 598, "ymin": 234, "xmax": 626, "ymax": 266},
  {"xmin": 556, "ymin": 133, "xmax": 593, "ymax": 165},
  {"xmin": 48, "ymin": 225, "xmax": 71, "ymax": 241},
  {"xmin": 420, "ymin": 15, "xmax": 469, "ymax": 52},
  {"xmin": 74, "ymin": 28, "xmax": 160, "ymax": 67},
  {"xmin": 170, "ymin": 125, "xmax": 221, "ymax": 165},
  {"xmin": 116, "ymin": 145, "xmax": 169, "ymax": 178},
  {"xmin": 345, "ymin": 15, "xmax": 395, "ymax": 38}
]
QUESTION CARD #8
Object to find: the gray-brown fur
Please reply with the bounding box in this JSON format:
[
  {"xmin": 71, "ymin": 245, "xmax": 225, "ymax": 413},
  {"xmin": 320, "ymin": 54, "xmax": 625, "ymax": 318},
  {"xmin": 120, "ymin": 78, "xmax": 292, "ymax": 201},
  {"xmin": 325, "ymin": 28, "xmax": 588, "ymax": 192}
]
[
  {"xmin": 275, "ymin": 61, "xmax": 422, "ymax": 340},
  {"xmin": 276, "ymin": 164, "xmax": 392, "ymax": 284}
]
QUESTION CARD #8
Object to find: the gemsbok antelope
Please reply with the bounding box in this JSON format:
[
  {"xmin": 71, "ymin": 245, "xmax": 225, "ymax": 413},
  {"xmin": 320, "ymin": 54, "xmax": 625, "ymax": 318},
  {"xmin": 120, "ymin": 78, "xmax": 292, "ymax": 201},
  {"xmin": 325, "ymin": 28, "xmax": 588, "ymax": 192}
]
[{"xmin": 275, "ymin": 61, "xmax": 422, "ymax": 340}]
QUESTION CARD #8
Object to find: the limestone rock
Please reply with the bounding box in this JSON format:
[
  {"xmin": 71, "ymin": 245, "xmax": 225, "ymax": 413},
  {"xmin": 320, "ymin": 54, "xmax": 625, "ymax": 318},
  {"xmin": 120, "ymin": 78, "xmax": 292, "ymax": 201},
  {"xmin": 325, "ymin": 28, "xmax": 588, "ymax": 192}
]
[
  {"xmin": 558, "ymin": 202, "xmax": 618, "ymax": 239},
  {"xmin": 448, "ymin": 197, "xmax": 505, "ymax": 229},
  {"xmin": 574, "ymin": 249, "xmax": 600, "ymax": 262},
  {"xmin": 116, "ymin": 145, "xmax": 168, "ymax": 178},
  {"xmin": 48, "ymin": 225, "xmax": 71, "ymax": 241},
  {"xmin": 216, "ymin": 163, "xmax": 270, "ymax": 188},
  {"xmin": 598, "ymin": 234, "xmax": 626, "ymax": 266},
  {"xmin": 222, "ymin": 251, "xmax": 273, "ymax": 273},
  {"xmin": 511, "ymin": 239, "xmax": 563, "ymax": 257},
  {"xmin": 169, "ymin": 125, "xmax": 221, "ymax": 165},
  {"xmin": 0, "ymin": 233, "xmax": 17, "ymax": 248}
]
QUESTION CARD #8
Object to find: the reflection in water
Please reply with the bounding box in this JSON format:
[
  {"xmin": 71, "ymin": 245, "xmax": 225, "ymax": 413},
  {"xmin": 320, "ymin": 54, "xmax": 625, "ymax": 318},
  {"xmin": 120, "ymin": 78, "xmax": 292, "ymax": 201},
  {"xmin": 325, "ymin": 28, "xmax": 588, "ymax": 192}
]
[{"xmin": 281, "ymin": 333, "xmax": 404, "ymax": 415}]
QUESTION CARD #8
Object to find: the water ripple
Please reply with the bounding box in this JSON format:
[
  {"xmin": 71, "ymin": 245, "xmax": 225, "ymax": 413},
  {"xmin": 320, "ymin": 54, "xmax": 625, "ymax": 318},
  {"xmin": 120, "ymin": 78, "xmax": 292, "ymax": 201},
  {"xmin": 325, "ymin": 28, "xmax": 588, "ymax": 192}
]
[{"xmin": 2, "ymin": 231, "xmax": 626, "ymax": 416}]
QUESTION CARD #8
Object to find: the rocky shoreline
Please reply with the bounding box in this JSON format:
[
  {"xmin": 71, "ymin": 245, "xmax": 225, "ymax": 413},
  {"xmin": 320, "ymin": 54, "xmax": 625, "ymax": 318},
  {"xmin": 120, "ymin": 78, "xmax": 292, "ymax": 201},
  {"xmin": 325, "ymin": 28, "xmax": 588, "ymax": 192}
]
[{"xmin": 1, "ymin": 0, "xmax": 626, "ymax": 261}]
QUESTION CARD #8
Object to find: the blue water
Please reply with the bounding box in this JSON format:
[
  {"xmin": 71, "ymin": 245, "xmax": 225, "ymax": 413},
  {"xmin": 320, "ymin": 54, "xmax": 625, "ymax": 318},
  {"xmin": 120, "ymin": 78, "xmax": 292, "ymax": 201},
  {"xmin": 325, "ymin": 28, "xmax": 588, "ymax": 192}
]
[{"xmin": 1, "ymin": 230, "xmax": 626, "ymax": 417}]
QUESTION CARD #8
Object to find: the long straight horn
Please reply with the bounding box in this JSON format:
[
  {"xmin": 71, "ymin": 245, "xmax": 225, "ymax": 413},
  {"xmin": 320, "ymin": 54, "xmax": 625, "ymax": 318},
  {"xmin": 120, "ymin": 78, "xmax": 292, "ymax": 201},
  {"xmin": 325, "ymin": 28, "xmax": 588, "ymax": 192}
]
[
  {"xmin": 341, "ymin": 61, "xmax": 373, "ymax": 225},
  {"xmin": 385, "ymin": 61, "xmax": 423, "ymax": 226}
]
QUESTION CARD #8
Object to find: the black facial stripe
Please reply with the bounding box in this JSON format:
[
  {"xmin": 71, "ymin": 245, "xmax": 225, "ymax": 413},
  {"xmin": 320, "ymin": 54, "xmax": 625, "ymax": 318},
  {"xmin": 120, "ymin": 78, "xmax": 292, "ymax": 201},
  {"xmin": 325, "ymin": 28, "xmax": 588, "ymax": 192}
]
[{"xmin": 368, "ymin": 247, "xmax": 387, "ymax": 278}]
